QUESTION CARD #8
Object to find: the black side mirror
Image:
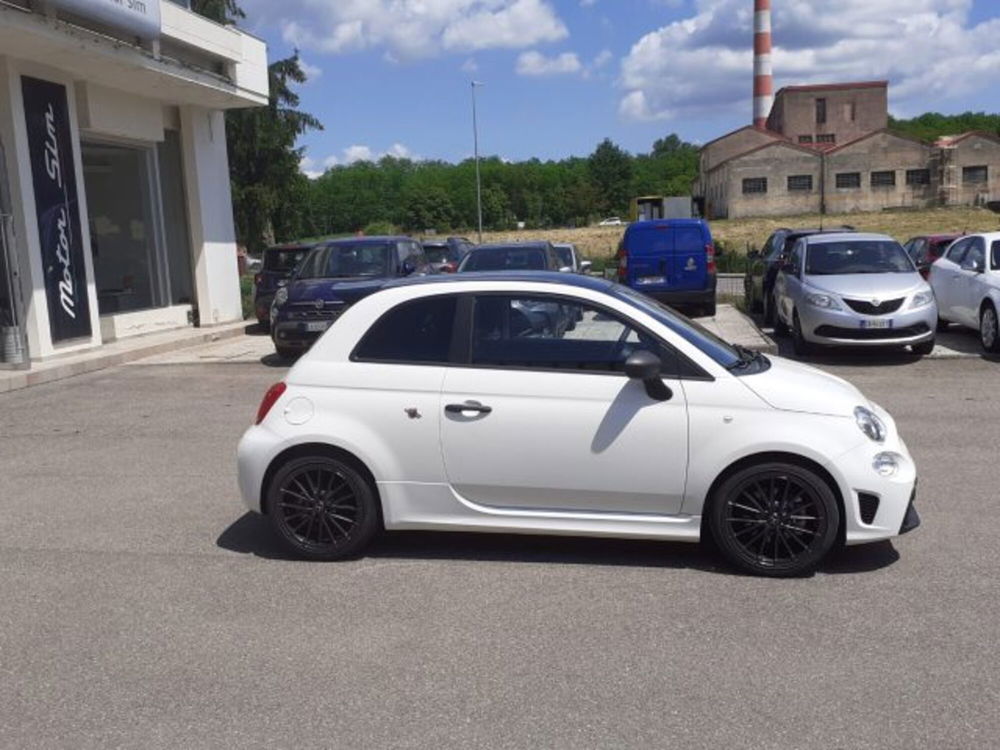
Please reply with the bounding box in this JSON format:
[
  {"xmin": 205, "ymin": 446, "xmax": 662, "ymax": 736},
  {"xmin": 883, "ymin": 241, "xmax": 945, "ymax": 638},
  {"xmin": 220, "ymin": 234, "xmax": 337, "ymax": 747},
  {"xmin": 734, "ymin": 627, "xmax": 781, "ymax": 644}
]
[{"xmin": 624, "ymin": 351, "xmax": 672, "ymax": 401}]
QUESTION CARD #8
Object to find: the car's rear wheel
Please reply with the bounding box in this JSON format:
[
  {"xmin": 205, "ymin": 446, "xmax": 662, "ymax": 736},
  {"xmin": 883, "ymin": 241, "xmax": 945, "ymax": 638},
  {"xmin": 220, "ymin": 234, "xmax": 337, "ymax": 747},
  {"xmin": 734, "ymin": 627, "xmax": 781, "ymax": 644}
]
[
  {"xmin": 267, "ymin": 455, "xmax": 379, "ymax": 561},
  {"xmin": 708, "ymin": 462, "xmax": 841, "ymax": 577},
  {"xmin": 702, "ymin": 299, "xmax": 717, "ymax": 318},
  {"xmin": 762, "ymin": 289, "xmax": 775, "ymax": 326},
  {"xmin": 275, "ymin": 345, "xmax": 300, "ymax": 360},
  {"xmin": 980, "ymin": 303, "xmax": 1000, "ymax": 353},
  {"xmin": 911, "ymin": 338, "xmax": 935, "ymax": 356},
  {"xmin": 791, "ymin": 311, "xmax": 813, "ymax": 355}
]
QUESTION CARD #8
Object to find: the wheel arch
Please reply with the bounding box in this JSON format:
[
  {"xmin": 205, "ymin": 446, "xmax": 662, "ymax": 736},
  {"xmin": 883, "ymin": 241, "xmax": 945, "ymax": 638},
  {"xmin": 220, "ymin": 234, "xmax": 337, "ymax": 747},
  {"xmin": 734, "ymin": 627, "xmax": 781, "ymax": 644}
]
[
  {"xmin": 698, "ymin": 451, "xmax": 847, "ymax": 543},
  {"xmin": 980, "ymin": 294, "xmax": 998, "ymax": 317},
  {"xmin": 259, "ymin": 442, "xmax": 384, "ymax": 528}
]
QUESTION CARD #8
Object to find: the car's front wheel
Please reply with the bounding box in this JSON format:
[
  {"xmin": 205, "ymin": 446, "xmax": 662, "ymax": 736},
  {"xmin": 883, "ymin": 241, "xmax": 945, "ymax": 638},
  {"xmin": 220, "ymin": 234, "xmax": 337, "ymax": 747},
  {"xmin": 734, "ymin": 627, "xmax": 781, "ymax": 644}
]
[
  {"xmin": 267, "ymin": 455, "xmax": 380, "ymax": 561},
  {"xmin": 980, "ymin": 303, "xmax": 1000, "ymax": 354},
  {"xmin": 708, "ymin": 462, "xmax": 841, "ymax": 577},
  {"xmin": 791, "ymin": 311, "xmax": 813, "ymax": 356}
]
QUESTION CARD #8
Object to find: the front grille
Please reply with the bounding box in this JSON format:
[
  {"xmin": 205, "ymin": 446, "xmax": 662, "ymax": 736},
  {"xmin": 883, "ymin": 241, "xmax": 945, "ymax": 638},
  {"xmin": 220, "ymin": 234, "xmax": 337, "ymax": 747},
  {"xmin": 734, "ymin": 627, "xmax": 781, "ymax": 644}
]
[
  {"xmin": 286, "ymin": 301, "xmax": 347, "ymax": 320},
  {"xmin": 813, "ymin": 323, "xmax": 930, "ymax": 341},
  {"xmin": 857, "ymin": 492, "xmax": 880, "ymax": 525},
  {"xmin": 844, "ymin": 297, "xmax": 904, "ymax": 316}
]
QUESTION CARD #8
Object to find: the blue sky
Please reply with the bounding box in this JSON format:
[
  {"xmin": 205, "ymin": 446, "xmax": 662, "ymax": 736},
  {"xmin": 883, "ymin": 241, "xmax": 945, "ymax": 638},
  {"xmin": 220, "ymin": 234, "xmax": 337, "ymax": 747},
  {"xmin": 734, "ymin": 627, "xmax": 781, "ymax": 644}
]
[{"xmin": 237, "ymin": 0, "xmax": 1000, "ymax": 175}]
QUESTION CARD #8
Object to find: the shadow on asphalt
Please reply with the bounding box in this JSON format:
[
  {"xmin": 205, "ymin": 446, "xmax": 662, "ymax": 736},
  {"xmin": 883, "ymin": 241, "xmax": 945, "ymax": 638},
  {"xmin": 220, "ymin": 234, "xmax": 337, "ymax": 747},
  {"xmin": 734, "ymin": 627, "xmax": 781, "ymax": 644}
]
[{"xmin": 216, "ymin": 512, "xmax": 899, "ymax": 577}]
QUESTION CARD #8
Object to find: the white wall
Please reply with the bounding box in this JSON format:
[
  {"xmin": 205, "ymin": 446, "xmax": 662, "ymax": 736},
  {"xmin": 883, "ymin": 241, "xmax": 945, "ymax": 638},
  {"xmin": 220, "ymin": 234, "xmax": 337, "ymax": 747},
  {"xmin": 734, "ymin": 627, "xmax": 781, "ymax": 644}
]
[{"xmin": 179, "ymin": 106, "xmax": 242, "ymax": 326}]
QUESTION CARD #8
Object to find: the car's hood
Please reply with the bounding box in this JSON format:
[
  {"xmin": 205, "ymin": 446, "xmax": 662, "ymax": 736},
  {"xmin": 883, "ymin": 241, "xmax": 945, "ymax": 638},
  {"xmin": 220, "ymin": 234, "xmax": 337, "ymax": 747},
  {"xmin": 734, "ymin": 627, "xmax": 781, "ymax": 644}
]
[
  {"xmin": 287, "ymin": 277, "xmax": 387, "ymax": 304},
  {"xmin": 740, "ymin": 355, "xmax": 867, "ymax": 417},
  {"xmin": 803, "ymin": 272, "xmax": 926, "ymax": 300}
]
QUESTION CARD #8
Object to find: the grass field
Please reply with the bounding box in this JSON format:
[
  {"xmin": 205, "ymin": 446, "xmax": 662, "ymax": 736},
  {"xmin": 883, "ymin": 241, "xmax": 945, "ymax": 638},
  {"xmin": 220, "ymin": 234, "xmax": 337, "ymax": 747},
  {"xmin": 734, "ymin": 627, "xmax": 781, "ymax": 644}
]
[{"xmin": 477, "ymin": 205, "xmax": 1000, "ymax": 260}]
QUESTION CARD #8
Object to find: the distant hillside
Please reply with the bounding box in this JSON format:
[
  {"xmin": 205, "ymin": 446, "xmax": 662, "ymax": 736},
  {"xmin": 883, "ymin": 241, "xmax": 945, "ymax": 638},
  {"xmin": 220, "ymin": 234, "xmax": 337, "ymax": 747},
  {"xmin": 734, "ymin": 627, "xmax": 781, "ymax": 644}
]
[{"xmin": 889, "ymin": 112, "xmax": 1000, "ymax": 143}]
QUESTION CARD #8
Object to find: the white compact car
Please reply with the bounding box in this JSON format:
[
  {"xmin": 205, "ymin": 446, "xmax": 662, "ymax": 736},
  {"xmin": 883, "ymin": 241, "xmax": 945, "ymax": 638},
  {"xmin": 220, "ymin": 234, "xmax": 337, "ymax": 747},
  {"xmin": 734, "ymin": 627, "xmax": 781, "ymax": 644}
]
[
  {"xmin": 237, "ymin": 273, "xmax": 920, "ymax": 577},
  {"xmin": 929, "ymin": 232, "xmax": 1000, "ymax": 353}
]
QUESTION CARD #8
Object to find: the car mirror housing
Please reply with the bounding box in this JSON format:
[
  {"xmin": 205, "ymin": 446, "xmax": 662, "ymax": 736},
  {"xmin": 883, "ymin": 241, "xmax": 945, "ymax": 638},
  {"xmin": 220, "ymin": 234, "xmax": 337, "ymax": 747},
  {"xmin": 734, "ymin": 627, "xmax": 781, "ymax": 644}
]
[
  {"xmin": 962, "ymin": 259, "xmax": 984, "ymax": 273},
  {"xmin": 580, "ymin": 260, "xmax": 593, "ymax": 273},
  {"xmin": 624, "ymin": 351, "xmax": 672, "ymax": 401}
]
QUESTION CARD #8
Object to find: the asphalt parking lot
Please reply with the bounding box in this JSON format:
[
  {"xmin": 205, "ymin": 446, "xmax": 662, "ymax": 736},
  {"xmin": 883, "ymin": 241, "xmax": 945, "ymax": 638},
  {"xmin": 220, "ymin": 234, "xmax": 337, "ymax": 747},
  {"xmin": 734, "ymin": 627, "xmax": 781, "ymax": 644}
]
[{"xmin": 1, "ymin": 337, "xmax": 999, "ymax": 749}]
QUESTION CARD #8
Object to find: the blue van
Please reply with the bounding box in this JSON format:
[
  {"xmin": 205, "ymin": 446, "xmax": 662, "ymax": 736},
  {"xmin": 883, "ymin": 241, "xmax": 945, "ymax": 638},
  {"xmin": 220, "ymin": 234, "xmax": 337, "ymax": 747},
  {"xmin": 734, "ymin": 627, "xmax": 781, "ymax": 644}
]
[{"xmin": 616, "ymin": 219, "xmax": 717, "ymax": 317}]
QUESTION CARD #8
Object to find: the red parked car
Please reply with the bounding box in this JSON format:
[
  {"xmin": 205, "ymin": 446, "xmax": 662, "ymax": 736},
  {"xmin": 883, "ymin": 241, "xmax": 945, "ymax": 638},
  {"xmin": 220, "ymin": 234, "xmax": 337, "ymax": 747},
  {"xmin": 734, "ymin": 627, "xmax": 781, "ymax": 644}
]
[{"xmin": 903, "ymin": 234, "xmax": 964, "ymax": 279}]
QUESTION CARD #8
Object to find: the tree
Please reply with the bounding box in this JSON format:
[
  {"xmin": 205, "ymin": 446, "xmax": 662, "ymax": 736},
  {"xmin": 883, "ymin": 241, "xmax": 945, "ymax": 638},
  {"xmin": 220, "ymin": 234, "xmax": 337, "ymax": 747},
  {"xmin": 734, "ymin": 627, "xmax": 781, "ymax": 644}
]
[
  {"xmin": 402, "ymin": 187, "xmax": 455, "ymax": 231},
  {"xmin": 189, "ymin": 0, "xmax": 244, "ymax": 23},
  {"xmin": 226, "ymin": 54, "xmax": 323, "ymax": 251},
  {"xmin": 588, "ymin": 138, "xmax": 633, "ymax": 215}
]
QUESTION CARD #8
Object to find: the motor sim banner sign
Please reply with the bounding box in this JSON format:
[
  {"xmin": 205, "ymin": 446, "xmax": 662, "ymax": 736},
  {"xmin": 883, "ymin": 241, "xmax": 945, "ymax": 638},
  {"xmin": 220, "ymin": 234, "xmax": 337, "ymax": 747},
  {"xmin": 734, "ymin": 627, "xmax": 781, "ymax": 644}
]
[{"xmin": 22, "ymin": 76, "xmax": 93, "ymax": 343}]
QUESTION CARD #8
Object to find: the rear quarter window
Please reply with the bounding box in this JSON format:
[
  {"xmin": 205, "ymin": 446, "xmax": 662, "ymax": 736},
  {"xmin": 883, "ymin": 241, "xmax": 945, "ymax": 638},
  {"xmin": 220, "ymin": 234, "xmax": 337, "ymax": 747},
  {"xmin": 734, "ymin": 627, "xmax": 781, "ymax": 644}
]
[{"xmin": 352, "ymin": 296, "xmax": 457, "ymax": 364}]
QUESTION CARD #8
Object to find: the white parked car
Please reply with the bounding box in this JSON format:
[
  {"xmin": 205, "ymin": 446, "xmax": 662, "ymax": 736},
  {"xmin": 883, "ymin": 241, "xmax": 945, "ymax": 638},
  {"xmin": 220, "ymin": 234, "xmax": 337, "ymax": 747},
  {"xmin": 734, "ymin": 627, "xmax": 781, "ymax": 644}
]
[
  {"xmin": 598, "ymin": 217, "xmax": 624, "ymax": 227},
  {"xmin": 928, "ymin": 232, "xmax": 1000, "ymax": 353},
  {"xmin": 237, "ymin": 273, "xmax": 920, "ymax": 577}
]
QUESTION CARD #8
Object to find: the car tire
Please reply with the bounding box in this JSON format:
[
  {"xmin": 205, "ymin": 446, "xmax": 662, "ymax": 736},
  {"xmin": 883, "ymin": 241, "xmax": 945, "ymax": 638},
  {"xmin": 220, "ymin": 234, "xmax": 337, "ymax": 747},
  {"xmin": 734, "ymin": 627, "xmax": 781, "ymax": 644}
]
[
  {"xmin": 708, "ymin": 461, "xmax": 841, "ymax": 577},
  {"xmin": 702, "ymin": 299, "xmax": 717, "ymax": 318},
  {"xmin": 935, "ymin": 315, "xmax": 950, "ymax": 332},
  {"xmin": 267, "ymin": 454, "xmax": 380, "ymax": 561},
  {"xmin": 981, "ymin": 303, "xmax": 1000, "ymax": 353},
  {"xmin": 911, "ymin": 339, "xmax": 935, "ymax": 356},
  {"xmin": 791, "ymin": 311, "xmax": 813, "ymax": 356},
  {"xmin": 275, "ymin": 345, "xmax": 299, "ymax": 360}
]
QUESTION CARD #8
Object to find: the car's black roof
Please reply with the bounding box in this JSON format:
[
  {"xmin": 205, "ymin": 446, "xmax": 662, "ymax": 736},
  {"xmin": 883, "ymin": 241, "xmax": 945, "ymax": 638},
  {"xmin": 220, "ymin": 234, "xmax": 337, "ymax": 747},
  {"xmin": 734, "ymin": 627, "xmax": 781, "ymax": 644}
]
[
  {"xmin": 468, "ymin": 242, "xmax": 553, "ymax": 251},
  {"xmin": 318, "ymin": 235, "xmax": 411, "ymax": 245},
  {"xmin": 383, "ymin": 270, "xmax": 613, "ymax": 292}
]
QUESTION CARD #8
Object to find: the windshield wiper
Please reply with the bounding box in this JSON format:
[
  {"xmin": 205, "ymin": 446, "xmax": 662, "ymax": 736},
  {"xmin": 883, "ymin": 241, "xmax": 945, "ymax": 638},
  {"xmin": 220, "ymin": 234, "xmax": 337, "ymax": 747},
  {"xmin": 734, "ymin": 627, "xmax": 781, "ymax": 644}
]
[{"xmin": 728, "ymin": 344, "xmax": 762, "ymax": 369}]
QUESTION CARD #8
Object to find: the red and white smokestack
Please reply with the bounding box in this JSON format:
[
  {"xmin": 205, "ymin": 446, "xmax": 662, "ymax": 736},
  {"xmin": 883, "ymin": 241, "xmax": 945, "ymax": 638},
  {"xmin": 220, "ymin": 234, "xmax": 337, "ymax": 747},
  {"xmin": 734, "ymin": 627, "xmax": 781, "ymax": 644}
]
[{"xmin": 753, "ymin": 0, "xmax": 773, "ymax": 129}]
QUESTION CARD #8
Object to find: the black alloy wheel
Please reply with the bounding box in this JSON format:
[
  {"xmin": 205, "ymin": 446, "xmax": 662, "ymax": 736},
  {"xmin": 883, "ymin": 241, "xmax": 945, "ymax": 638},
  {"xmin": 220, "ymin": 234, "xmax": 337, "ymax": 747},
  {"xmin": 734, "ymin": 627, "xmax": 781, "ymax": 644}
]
[
  {"xmin": 267, "ymin": 456, "xmax": 379, "ymax": 560},
  {"xmin": 709, "ymin": 462, "xmax": 840, "ymax": 577}
]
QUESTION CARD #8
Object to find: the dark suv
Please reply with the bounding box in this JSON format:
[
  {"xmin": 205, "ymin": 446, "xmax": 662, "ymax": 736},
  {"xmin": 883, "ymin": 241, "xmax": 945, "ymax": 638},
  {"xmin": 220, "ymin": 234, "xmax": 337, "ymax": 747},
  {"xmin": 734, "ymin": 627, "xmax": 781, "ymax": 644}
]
[
  {"xmin": 422, "ymin": 237, "xmax": 474, "ymax": 273},
  {"xmin": 745, "ymin": 226, "xmax": 855, "ymax": 325},
  {"xmin": 253, "ymin": 243, "xmax": 314, "ymax": 326},
  {"xmin": 270, "ymin": 236, "xmax": 432, "ymax": 358}
]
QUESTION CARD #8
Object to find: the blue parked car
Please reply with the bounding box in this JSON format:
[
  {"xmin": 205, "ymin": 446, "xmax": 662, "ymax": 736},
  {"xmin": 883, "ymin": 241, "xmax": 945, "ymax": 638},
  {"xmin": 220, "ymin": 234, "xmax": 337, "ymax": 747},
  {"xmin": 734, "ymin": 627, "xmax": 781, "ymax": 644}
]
[
  {"xmin": 615, "ymin": 219, "xmax": 718, "ymax": 317},
  {"xmin": 270, "ymin": 236, "xmax": 432, "ymax": 358},
  {"xmin": 253, "ymin": 243, "xmax": 314, "ymax": 326}
]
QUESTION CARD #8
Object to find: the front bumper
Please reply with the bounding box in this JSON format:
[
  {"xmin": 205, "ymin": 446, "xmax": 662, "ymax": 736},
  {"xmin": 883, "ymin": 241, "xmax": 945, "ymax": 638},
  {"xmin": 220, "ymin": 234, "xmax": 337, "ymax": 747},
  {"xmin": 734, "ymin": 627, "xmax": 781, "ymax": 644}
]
[
  {"xmin": 799, "ymin": 301, "xmax": 937, "ymax": 347},
  {"xmin": 271, "ymin": 315, "xmax": 340, "ymax": 350}
]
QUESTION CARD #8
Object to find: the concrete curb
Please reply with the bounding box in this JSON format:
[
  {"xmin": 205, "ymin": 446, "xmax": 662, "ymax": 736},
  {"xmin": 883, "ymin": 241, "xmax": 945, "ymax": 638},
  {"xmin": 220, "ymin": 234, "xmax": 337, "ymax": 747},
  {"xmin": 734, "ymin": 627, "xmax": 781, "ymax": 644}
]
[
  {"xmin": 733, "ymin": 306, "xmax": 779, "ymax": 355},
  {"xmin": 0, "ymin": 322, "xmax": 249, "ymax": 395}
]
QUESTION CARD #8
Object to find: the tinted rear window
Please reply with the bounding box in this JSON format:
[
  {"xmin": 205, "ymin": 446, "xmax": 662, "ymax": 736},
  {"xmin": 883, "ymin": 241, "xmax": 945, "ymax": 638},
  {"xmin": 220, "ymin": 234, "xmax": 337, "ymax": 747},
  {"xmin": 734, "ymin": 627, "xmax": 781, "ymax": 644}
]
[
  {"xmin": 353, "ymin": 296, "xmax": 457, "ymax": 363},
  {"xmin": 424, "ymin": 246, "xmax": 455, "ymax": 264},
  {"xmin": 462, "ymin": 247, "xmax": 548, "ymax": 271}
]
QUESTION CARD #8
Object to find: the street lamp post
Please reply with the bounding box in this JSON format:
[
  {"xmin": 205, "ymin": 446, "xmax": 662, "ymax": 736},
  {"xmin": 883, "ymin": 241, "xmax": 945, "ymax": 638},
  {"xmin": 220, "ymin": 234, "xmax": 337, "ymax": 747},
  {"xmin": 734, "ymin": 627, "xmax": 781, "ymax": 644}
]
[{"xmin": 471, "ymin": 80, "xmax": 484, "ymax": 243}]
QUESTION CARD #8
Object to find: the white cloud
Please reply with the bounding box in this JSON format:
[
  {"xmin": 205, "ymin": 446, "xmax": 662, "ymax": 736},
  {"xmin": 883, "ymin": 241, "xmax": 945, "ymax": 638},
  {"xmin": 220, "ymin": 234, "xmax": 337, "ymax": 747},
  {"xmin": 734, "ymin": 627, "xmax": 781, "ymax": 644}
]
[
  {"xmin": 580, "ymin": 0, "xmax": 598, "ymax": 6},
  {"xmin": 618, "ymin": 0, "xmax": 1000, "ymax": 121},
  {"xmin": 301, "ymin": 143, "xmax": 420, "ymax": 176},
  {"xmin": 243, "ymin": 0, "xmax": 567, "ymax": 61},
  {"xmin": 299, "ymin": 156, "xmax": 323, "ymax": 180},
  {"xmin": 516, "ymin": 50, "xmax": 582, "ymax": 76},
  {"xmin": 298, "ymin": 57, "xmax": 322, "ymax": 82},
  {"xmin": 461, "ymin": 57, "xmax": 479, "ymax": 73}
]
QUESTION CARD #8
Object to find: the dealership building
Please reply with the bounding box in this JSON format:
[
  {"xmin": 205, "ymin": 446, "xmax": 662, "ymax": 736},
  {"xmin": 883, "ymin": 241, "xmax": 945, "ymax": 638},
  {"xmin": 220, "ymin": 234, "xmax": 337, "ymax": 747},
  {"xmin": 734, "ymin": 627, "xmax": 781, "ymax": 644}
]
[{"xmin": 0, "ymin": 0, "xmax": 267, "ymax": 368}]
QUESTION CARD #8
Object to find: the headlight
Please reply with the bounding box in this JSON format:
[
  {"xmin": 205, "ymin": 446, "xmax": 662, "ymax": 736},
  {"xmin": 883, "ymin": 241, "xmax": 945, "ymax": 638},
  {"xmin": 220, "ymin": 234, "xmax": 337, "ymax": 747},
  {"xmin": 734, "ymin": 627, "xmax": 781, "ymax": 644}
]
[
  {"xmin": 804, "ymin": 292, "xmax": 842, "ymax": 310},
  {"xmin": 855, "ymin": 406, "xmax": 887, "ymax": 443},
  {"xmin": 873, "ymin": 452, "xmax": 901, "ymax": 477},
  {"xmin": 909, "ymin": 290, "xmax": 934, "ymax": 309},
  {"xmin": 273, "ymin": 287, "xmax": 289, "ymax": 308}
]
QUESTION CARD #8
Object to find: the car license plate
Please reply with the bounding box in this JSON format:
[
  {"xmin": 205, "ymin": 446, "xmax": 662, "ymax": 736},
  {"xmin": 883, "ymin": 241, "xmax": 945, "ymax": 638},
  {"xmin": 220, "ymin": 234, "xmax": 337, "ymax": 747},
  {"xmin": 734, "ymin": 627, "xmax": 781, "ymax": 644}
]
[
  {"xmin": 304, "ymin": 321, "xmax": 331, "ymax": 332},
  {"xmin": 860, "ymin": 319, "xmax": 892, "ymax": 329},
  {"xmin": 637, "ymin": 276, "xmax": 666, "ymax": 285}
]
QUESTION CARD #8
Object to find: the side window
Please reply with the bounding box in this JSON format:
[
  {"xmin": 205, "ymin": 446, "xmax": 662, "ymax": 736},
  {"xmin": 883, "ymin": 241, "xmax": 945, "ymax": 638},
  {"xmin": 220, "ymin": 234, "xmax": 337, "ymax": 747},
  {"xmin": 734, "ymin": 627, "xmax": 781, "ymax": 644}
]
[
  {"xmin": 946, "ymin": 238, "xmax": 970, "ymax": 264},
  {"xmin": 964, "ymin": 238, "xmax": 985, "ymax": 269},
  {"xmin": 470, "ymin": 295, "xmax": 699, "ymax": 377},
  {"xmin": 353, "ymin": 295, "xmax": 457, "ymax": 364},
  {"xmin": 992, "ymin": 241, "xmax": 1000, "ymax": 271},
  {"xmin": 786, "ymin": 242, "xmax": 803, "ymax": 274}
]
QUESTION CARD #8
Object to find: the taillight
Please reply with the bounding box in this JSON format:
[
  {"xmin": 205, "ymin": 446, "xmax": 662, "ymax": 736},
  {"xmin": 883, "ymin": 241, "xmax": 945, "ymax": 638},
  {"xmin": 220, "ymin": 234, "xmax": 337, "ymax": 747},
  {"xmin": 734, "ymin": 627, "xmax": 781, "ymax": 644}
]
[
  {"xmin": 706, "ymin": 243, "xmax": 717, "ymax": 275},
  {"xmin": 254, "ymin": 273, "xmax": 262, "ymax": 287},
  {"xmin": 442, "ymin": 262, "xmax": 457, "ymax": 273},
  {"xmin": 255, "ymin": 382, "xmax": 286, "ymax": 425},
  {"xmin": 616, "ymin": 246, "xmax": 628, "ymax": 281}
]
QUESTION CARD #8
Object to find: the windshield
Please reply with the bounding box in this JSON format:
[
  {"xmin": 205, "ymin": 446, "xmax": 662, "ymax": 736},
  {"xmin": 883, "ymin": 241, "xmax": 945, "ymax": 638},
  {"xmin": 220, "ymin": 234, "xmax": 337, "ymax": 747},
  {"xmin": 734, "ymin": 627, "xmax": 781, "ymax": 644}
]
[
  {"xmin": 553, "ymin": 246, "xmax": 574, "ymax": 268},
  {"xmin": 264, "ymin": 247, "xmax": 309, "ymax": 272},
  {"xmin": 296, "ymin": 242, "xmax": 393, "ymax": 279},
  {"xmin": 805, "ymin": 241, "xmax": 914, "ymax": 275},
  {"xmin": 612, "ymin": 284, "xmax": 741, "ymax": 369},
  {"xmin": 423, "ymin": 245, "xmax": 453, "ymax": 264},
  {"xmin": 461, "ymin": 247, "xmax": 547, "ymax": 271}
]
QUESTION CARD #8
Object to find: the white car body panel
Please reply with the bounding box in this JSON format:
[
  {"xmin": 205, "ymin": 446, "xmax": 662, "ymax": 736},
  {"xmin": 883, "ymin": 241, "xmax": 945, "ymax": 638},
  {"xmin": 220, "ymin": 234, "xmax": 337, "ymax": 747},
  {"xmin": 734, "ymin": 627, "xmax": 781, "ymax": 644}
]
[
  {"xmin": 930, "ymin": 232, "xmax": 1000, "ymax": 331},
  {"xmin": 237, "ymin": 277, "xmax": 918, "ymax": 547}
]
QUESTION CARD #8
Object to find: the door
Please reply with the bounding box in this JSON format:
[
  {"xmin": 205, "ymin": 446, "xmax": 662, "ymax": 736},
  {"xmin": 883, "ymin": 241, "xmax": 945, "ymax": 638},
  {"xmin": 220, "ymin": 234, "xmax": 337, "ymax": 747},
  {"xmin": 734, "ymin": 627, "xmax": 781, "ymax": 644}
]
[
  {"xmin": 775, "ymin": 240, "xmax": 805, "ymax": 325},
  {"xmin": 953, "ymin": 237, "xmax": 986, "ymax": 327},
  {"xmin": 626, "ymin": 225, "xmax": 673, "ymax": 292},
  {"xmin": 0, "ymin": 137, "xmax": 27, "ymax": 366},
  {"xmin": 932, "ymin": 238, "xmax": 970, "ymax": 321},
  {"xmin": 440, "ymin": 294, "xmax": 690, "ymax": 515},
  {"xmin": 670, "ymin": 224, "xmax": 709, "ymax": 294}
]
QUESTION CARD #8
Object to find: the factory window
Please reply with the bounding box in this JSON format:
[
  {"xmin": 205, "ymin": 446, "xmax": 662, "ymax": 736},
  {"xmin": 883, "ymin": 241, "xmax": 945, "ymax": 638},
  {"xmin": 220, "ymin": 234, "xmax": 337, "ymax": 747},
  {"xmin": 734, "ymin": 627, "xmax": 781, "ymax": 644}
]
[
  {"xmin": 816, "ymin": 98, "xmax": 827, "ymax": 125},
  {"xmin": 963, "ymin": 166, "xmax": 988, "ymax": 184},
  {"xmin": 836, "ymin": 172, "xmax": 861, "ymax": 189},
  {"xmin": 798, "ymin": 135, "xmax": 814, "ymax": 144},
  {"xmin": 871, "ymin": 171, "xmax": 897, "ymax": 187},
  {"xmin": 906, "ymin": 169, "xmax": 931, "ymax": 186},
  {"xmin": 846, "ymin": 101, "xmax": 856, "ymax": 122},
  {"xmin": 742, "ymin": 178, "xmax": 768, "ymax": 195},
  {"xmin": 816, "ymin": 134, "xmax": 836, "ymax": 144},
  {"xmin": 787, "ymin": 175, "xmax": 813, "ymax": 192}
]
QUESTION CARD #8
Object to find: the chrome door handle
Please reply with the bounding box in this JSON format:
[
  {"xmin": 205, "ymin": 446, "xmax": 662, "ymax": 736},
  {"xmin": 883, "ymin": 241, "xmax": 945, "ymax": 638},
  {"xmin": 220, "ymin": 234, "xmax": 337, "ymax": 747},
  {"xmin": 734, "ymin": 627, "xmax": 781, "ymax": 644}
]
[{"xmin": 445, "ymin": 401, "xmax": 492, "ymax": 415}]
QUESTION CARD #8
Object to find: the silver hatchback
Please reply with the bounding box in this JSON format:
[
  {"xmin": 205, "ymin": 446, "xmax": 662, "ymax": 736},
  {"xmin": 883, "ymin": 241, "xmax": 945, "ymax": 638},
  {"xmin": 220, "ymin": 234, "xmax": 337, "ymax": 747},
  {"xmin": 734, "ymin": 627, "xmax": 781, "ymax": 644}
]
[{"xmin": 773, "ymin": 233, "xmax": 937, "ymax": 356}]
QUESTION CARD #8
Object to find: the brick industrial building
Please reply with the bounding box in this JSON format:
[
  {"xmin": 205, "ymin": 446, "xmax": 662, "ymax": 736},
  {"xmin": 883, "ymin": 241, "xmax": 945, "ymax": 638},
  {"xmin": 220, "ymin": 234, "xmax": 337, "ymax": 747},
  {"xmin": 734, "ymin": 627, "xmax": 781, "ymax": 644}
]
[{"xmin": 694, "ymin": 1, "xmax": 1000, "ymax": 220}]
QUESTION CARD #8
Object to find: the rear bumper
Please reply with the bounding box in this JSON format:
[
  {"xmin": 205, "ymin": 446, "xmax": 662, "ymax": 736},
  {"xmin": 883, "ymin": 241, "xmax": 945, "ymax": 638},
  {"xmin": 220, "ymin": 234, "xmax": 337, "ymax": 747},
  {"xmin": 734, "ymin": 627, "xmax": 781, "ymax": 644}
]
[{"xmin": 639, "ymin": 283, "xmax": 717, "ymax": 307}]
